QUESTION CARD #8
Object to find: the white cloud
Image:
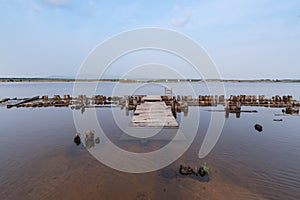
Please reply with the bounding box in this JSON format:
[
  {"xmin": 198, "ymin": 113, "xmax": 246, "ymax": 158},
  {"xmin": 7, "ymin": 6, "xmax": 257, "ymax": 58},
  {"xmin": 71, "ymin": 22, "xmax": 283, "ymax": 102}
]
[
  {"xmin": 170, "ymin": 16, "xmax": 191, "ymax": 27},
  {"xmin": 170, "ymin": 6, "xmax": 192, "ymax": 27}
]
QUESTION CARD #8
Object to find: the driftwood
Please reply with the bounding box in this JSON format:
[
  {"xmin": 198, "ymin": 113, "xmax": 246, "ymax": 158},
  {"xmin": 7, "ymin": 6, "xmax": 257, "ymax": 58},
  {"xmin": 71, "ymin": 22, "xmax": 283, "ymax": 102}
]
[
  {"xmin": 7, "ymin": 96, "xmax": 39, "ymax": 108},
  {"xmin": 0, "ymin": 98, "xmax": 10, "ymax": 103}
]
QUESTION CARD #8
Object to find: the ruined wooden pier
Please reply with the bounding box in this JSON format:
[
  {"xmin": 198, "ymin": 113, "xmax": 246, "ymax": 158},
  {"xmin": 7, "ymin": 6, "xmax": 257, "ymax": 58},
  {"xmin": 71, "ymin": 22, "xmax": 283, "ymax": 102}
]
[
  {"xmin": 130, "ymin": 96, "xmax": 178, "ymax": 127},
  {"xmin": 1, "ymin": 93, "xmax": 300, "ymax": 115}
]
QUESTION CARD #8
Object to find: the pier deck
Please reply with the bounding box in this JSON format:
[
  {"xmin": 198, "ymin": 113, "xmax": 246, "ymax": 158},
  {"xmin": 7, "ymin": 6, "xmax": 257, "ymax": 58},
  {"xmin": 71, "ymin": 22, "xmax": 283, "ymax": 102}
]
[{"xmin": 130, "ymin": 96, "xmax": 178, "ymax": 127}]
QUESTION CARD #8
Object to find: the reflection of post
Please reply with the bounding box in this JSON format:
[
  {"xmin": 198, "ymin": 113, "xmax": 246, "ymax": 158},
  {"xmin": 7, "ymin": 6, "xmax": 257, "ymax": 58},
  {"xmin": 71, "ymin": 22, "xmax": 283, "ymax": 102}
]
[
  {"xmin": 236, "ymin": 102, "xmax": 241, "ymax": 111},
  {"xmin": 176, "ymin": 101, "xmax": 181, "ymax": 112},
  {"xmin": 81, "ymin": 105, "xmax": 85, "ymax": 114},
  {"xmin": 125, "ymin": 99, "xmax": 129, "ymax": 109},
  {"xmin": 184, "ymin": 110, "xmax": 188, "ymax": 117},
  {"xmin": 172, "ymin": 109, "xmax": 177, "ymax": 118},
  {"xmin": 171, "ymin": 100, "xmax": 177, "ymax": 118},
  {"xmin": 133, "ymin": 97, "xmax": 137, "ymax": 110},
  {"xmin": 225, "ymin": 100, "xmax": 229, "ymax": 111},
  {"xmin": 225, "ymin": 110, "xmax": 229, "ymax": 119},
  {"xmin": 126, "ymin": 108, "xmax": 129, "ymax": 116},
  {"xmin": 183, "ymin": 102, "xmax": 188, "ymax": 117}
]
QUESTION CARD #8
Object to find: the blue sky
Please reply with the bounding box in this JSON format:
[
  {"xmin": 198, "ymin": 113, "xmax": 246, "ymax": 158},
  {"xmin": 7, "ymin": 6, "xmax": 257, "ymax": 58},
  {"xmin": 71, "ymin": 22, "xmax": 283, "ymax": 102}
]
[{"xmin": 0, "ymin": 0, "xmax": 299, "ymax": 79}]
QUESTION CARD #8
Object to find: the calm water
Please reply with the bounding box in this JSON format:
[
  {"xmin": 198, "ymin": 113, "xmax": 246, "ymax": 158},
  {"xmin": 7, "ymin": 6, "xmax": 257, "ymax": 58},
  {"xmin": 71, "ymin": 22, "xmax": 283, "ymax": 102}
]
[{"xmin": 0, "ymin": 82, "xmax": 300, "ymax": 200}]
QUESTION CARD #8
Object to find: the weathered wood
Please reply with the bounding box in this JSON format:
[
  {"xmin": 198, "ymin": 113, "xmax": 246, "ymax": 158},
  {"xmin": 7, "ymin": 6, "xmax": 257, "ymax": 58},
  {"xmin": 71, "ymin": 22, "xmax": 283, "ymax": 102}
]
[
  {"xmin": 130, "ymin": 99, "xmax": 178, "ymax": 127},
  {"xmin": 0, "ymin": 98, "xmax": 10, "ymax": 103},
  {"xmin": 7, "ymin": 96, "xmax": 39, "ymax": 108},
  {"xmin": 142, "ymin": 95, "xmax": 162, "ymax": 102},
  {"xmin": 3, "ymin": 93, "xmax": 300, "ymax": 110}
]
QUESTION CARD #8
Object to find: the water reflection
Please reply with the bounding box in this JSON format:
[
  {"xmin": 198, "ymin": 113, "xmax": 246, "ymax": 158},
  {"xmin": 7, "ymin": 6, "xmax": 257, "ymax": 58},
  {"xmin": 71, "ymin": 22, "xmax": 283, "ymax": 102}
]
[
  {"xmin": 225, "ymin": 110, "xmax": 241, "ymax": 118},
  {"xmin": 72, "ymin": 102, "xmax": 258, "ymax": 121}
]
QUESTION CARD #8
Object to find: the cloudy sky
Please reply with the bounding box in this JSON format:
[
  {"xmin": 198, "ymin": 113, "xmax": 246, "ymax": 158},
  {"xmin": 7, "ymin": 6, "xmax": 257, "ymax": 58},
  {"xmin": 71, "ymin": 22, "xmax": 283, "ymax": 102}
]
[{"xmin": 0, "ymin": 0, "xmax": 299, "ymax": 79}]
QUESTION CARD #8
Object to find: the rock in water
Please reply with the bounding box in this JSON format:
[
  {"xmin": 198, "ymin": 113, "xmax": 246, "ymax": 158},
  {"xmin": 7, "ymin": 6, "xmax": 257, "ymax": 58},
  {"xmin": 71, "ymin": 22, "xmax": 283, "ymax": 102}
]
[
  {"xmin": 179, "ymin": 165, "xmax": 194, "ymax": 175},
  {"xmin": 74, "ymin": 133, "xmax": 81, "ymax": 145},
  {"xmin": 84, "ymin": 130, "xmax": 95, "ymax": 138},
  {"xmin": 85, "ymin": 130, "xmax": 95, "ymax": 149},
  {"xmin": 95, "ymin": 137, "xmax": 100, "ymax": 144},
  {"xmin": 254, "ymin": 124, "xmax": 263, "ymax": 132}
]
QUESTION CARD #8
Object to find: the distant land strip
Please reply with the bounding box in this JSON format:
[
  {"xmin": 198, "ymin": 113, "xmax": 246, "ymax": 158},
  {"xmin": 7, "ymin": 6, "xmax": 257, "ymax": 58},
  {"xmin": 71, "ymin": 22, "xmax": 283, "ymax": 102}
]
[{"xmin": 0, "ymin": 78, "xmax": 300, "ymax": 83}]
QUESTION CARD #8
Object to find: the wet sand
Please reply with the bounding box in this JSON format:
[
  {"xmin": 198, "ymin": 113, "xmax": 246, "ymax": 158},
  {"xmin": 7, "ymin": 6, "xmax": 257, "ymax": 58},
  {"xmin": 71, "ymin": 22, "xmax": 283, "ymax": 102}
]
[{"xmin": 0, "ymin": 137, "xmax": 265, "ymax": 200}]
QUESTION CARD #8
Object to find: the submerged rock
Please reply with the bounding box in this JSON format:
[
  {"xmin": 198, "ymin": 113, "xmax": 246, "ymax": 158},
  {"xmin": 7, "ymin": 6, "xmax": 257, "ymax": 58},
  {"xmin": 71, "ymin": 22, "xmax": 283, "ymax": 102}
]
[
  {"xmin": 254, "ymin": 124, "xmax": 263, "ymax": 132},
  {"xmin": 179, "ymin": 165, "xmax": 194, "ymax": 175},
  {"xmin": 95, "ymin": 137, "xmax": 100, "ymax": 144},
  {"xmin": 84, "ymin": 130, "xmax": 95, "ymax": 138},
  {"xmin": 198, "ymin": 167, "xmax": 207, "ymax": 177},
  {"xmin": 73, "ymin": 133, "xmax": 81, "ymax": 145},
  {"xmin": 179, "ymin": 164, "xmax": 210, "ymax": 182},
  {"xmin": 85, "ymin": 130, "xmax": 95, "ymax": 149}
]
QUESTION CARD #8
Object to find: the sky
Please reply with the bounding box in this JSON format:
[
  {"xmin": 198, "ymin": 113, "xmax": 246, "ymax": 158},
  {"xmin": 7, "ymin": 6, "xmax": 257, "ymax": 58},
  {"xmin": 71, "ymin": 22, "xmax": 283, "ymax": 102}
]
[{"xmin": 0, "ymin": 0, "xmax": 299, "ymax": 79}]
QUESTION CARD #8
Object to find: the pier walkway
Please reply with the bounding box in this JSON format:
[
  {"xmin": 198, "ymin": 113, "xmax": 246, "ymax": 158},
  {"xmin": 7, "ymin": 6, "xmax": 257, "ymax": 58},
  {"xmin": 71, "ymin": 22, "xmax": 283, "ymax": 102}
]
[{"xmin": 130, "ymin": 96, "xmax": 178, "ymax": 127}]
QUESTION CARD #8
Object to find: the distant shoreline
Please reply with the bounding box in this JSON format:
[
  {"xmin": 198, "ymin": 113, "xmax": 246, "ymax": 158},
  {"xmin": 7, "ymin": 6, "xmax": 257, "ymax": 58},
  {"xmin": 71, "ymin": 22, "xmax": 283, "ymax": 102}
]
[{"xmin": 0, "ymin": 78, "xmax": 300, "ymax": 83}]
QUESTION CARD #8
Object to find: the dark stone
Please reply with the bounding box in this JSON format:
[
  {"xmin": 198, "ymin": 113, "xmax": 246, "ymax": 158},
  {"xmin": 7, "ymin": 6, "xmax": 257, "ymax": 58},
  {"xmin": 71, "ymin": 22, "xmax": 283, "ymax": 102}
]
[
  {"xmin": 198, "ymin": 167, "xmax": 207, "ymax": 177},
  {"xmin": 95, "ymin": 137, "xmax": 100, "ymax": 144},
  {"xmin": 73, "ymin": 134, "xmax": 81, "ymax": 146},
  {"xmin": 179, "ymin": 165, "xmax": 194, "ymax": 175},
  {"xmin": 254, "ymin": 124, "xmax": 263, "ymax": 132},
  {"xmin": 178, "ymin": 165, "xmax": 210, "ymax": 182}
]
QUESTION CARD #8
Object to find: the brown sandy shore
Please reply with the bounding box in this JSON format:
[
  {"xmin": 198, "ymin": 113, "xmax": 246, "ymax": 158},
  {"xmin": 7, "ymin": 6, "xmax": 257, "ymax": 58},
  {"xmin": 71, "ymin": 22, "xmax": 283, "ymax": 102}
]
[{"xmin": 0, "ymin": 143, "xmax": 266, "ymax": 200}]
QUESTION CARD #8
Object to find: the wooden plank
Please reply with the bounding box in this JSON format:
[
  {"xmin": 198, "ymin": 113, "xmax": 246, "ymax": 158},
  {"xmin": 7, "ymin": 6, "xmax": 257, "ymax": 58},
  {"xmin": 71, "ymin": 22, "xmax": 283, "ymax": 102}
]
[
  {"xmin": 130, "ymin": 99, "xmax": 178, "ymax": 127},
  {"xmin": 142, "ymin": 95, "xmax": 162, "ymax": 102}
]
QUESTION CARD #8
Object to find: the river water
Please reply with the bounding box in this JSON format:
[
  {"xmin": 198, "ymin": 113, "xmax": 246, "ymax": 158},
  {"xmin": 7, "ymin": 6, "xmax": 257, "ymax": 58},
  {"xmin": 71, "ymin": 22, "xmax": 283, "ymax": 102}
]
[{"xmin": 0, "ymin": 82, "xmax": 299, "ymax": 200}]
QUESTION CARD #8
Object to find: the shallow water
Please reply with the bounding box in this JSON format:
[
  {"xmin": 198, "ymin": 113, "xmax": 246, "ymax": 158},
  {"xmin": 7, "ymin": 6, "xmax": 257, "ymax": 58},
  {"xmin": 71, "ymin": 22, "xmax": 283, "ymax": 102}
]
[
  {"xmin": 0, "ymin": 82, "xmax": 300, "ymax": 200},
  {"xmin": 1, "ymin": 81, "xmax": 300, "ymax": 99}
]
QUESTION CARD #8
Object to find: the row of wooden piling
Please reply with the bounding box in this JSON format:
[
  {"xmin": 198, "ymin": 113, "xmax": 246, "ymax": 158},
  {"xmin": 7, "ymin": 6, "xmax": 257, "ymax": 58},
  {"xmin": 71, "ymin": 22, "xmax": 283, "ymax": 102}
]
[
  {"xmin": 14, "ymin": 100, "xmax": 69, "ymax": 108},
  {"xmin": 229, "ymin": 95, "xmax": 294, "ymax": 103},
  {"xmin": 2, "ymin": 94, "xmax": 300, "ymax": 109},
  {"xmin": 0, "ymin": 98, "xmax": 10, "ymax": 103}
]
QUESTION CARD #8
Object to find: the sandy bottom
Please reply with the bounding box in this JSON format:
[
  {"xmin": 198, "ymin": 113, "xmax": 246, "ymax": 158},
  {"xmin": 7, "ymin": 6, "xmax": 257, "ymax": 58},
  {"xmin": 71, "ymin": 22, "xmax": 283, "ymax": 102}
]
[{"xmin": 0, "ymin": 143, "xmax": 266, "ymax": 200}]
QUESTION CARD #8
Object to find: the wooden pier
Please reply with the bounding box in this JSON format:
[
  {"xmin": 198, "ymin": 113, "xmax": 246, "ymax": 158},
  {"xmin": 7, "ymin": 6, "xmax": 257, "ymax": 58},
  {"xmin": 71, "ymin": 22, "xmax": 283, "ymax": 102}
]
[
  {"xmin": 130, "ymin": 96, "xmax": 179, "ymax": 128},
  {"xmin": 1, "ymin": 93, "xmax": 300, "ymax": 117}
]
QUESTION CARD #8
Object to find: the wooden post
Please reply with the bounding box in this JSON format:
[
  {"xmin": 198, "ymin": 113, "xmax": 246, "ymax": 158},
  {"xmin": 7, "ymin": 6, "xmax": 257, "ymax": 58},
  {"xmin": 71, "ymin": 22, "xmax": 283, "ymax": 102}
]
[{"xmin": 125, "ymin": 99, "xmax": 129, "ymax": 109}]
